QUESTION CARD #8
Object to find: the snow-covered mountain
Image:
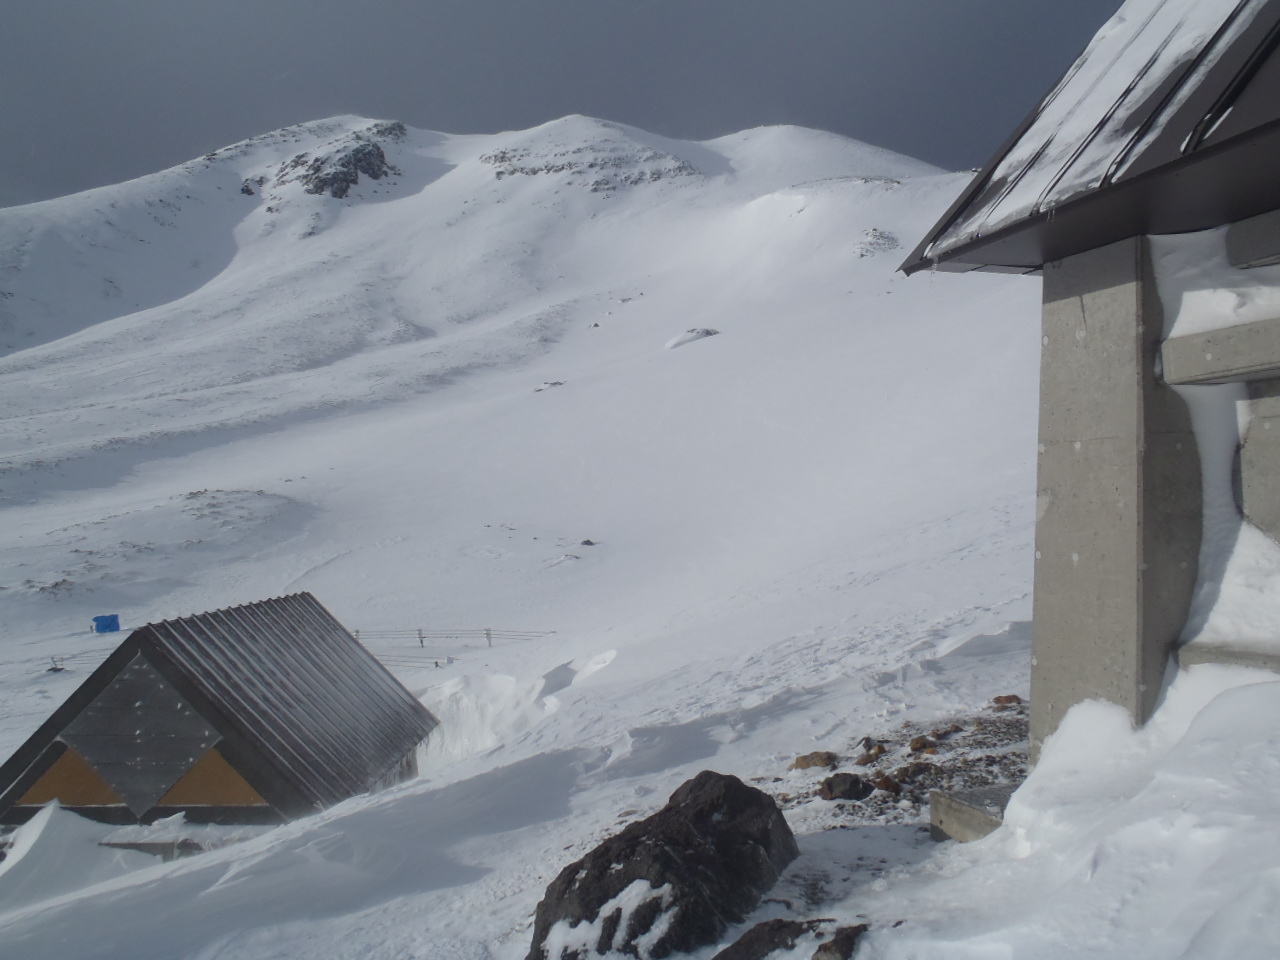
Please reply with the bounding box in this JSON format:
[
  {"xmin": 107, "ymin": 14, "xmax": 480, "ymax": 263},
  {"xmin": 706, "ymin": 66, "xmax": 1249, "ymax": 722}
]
[
  {"xmin": 0, "ymin": 114, "xmax": 1033, "ymax": 650},
  {"xmin": 0, "ymin": 117, "xmax": 1273, "ymax": 959}
]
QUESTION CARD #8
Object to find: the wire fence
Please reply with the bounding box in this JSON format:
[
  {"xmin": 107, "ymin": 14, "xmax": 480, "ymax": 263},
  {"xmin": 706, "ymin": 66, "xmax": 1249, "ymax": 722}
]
[
  {"xmin": 45, "ymin": 647, "xmax": 118, "ymax": 672},
  {"xmin": 352, "ymin": 628, "xmax": 555, "ymax": 647},
  {"xmin": 353, "ymin": 628, "xmax": 556, "ymax": 670},
  {"xmin": 39, "ymin": 628, "xmax": 555, "ymax": 675}
]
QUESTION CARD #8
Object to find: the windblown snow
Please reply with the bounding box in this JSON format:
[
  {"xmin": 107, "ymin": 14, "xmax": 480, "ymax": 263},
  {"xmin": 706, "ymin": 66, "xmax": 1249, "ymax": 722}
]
[{"xmin": 0, "ymin": 115, "xmax": 1274, "ymax": 960}]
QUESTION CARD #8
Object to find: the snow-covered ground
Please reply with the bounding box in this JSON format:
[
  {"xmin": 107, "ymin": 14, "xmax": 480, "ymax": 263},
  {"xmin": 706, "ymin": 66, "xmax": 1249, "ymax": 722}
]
[{"xmin": 0, "ymin": 115, "xmax": 1274, "ymax": 959}]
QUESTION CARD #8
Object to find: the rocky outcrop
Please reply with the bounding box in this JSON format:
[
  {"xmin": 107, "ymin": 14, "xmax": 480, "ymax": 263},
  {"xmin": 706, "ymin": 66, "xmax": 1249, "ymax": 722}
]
[
  {"xmin": 479, "ymin": 129, "xmax": 699, "ymax": 193},
  {"xmin": 853, "ymin": 227, "xmax": 900, "ymax": 258},
  {"xmin": 290, "ymin": 140, "xmax": 397, "ymax": 199},
  {"xmin": 272, "ymin": 122, "xmax": 406, "ymax": 199},
  {"xmin": 711, "ymin": 919, "xmax": 821, "ymax": 960},
  {"xmin": 526, "ymin": 771, "xmax": 799, "ymax": 960}
]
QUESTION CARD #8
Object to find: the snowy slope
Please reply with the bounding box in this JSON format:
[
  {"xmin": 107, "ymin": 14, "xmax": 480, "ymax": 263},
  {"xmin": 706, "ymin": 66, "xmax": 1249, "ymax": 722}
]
[
  {"xmin": 3, "ymin": 115, "xmax": 1266, "ymax": 960},
  {"xmin": 0, "ymin": 113, "xmax": 1034, "ymax": 684}
]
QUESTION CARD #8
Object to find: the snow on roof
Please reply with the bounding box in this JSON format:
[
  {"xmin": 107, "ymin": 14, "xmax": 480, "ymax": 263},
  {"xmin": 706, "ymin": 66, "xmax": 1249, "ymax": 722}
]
[
  {"xmin": 909, "ymin": 0, "xmax": 1280, "ymax": 271},
  {"xmin": 934, "ymin": 0, "xmax": 1258, "ymax": 254}
]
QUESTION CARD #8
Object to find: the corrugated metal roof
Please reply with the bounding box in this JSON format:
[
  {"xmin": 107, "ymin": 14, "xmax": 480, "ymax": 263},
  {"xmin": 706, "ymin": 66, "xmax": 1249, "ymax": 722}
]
[
  {"xmin": 903, "ymin": 0, "xmax": 1280, "ymax": 274},
  {"xmin": 137, "ymin": 593, "xmax": 438, "ymax": 809}
]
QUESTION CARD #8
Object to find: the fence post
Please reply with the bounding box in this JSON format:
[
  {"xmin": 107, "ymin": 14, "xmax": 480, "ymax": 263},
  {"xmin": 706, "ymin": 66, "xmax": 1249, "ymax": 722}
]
[
  {"xmin": 418, "ymin": 629, "xmax": 424, "ymax": 648},
  {"xmin": 486, "ymin": 628, "xmax": 492, "ymax": 648}
]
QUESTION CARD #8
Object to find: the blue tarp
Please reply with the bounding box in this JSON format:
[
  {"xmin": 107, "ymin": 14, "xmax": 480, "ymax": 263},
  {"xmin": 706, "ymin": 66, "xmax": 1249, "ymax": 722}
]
[{"xmin": 92, "ymin": 614, "xmax": 120, "ymax": 634}]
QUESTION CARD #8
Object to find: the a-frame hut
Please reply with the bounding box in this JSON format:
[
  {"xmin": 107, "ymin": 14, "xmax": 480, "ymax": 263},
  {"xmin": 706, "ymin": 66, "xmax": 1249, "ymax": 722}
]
[
  {"xmin": 0, "ymin": 593, "xmax": 439, "ymax": 825},
  {"xmin": 903, "ymin": 0, "xmax": 1280, "ymax": 756}
]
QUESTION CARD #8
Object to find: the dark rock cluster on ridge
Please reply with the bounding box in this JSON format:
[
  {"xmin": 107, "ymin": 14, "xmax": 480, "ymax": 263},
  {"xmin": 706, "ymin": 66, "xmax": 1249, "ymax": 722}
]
[
  {"xmin": 290, "ymin": 140, "xmax": 398, "ymax": 199},
  {"xmin": 479, "ymin": 133, "xmax": 700, "ymax": 193},
  {"xmin": 272, "ymin": 121, "xmax": 408, "ymax": 199}
]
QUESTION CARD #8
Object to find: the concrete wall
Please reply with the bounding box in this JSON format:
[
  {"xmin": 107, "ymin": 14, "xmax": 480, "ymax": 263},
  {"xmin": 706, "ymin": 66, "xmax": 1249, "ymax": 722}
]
[
  {"xmin": 1031, "ymin": 237, "xmax": 1202, "ymax": 757},
  {"xmin": 1162, "ymin": 317, "xmax": 1280, "ymax": 385},
  {"xmin": 1241, "ymin": 380, "xmax": 1280, "ymax": 541}
]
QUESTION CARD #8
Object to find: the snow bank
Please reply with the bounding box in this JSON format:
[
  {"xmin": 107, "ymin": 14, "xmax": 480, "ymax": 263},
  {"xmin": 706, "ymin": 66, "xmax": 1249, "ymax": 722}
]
[
  {"xmin": 1173, "ymin": 363, "xmax": 1280, "ymax": 656},
  {"xmin": 862, "ymin": 664, "xmax": 1280, "ymax": 959},
  {"xmin": 1151, "ymin": 227, "xmax": 1280, "ymax": 339},
  {"xmin": 0, "ymin": 804, "xmax": 154, "ymax": 914},
  {"xmin": 1148, "ymin": 229, "xmax": 1280, "ymax": 656}
]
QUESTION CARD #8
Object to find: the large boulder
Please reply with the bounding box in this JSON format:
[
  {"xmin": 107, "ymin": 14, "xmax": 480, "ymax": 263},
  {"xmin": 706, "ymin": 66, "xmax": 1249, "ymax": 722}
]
[{"xmin": 526, "ymin": 771, "xmax": 800, "ymax": 960}]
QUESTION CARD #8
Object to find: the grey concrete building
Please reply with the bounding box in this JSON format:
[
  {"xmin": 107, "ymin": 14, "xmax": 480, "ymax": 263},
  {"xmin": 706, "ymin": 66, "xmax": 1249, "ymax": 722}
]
[{"xmin": 904, "ymin": 0, "xmax": 1280, "ymax": 757}]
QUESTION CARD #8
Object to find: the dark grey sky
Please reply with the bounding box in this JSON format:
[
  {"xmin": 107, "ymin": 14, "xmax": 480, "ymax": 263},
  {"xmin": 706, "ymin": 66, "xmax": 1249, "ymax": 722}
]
[{"xmin": 2, "ymin": 0, "xmax": 1122, "ymax": 208}]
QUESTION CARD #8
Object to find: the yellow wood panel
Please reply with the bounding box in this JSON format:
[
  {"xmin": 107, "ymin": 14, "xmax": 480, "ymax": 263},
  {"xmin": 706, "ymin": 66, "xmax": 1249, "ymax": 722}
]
[
  {"xmin": 157, "ymin": 746, "xmax": 268, "ymax": 806},
  {"xmin": 19, "ymin": 746, "xmax": 125, "ymax": 806}
]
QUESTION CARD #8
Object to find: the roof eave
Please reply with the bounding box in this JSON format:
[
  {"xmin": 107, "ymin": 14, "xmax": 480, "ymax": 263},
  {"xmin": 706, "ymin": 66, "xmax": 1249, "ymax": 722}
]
[{"xmin": 903, "ymin": 117, "xmax": 1280, "ymax": 275}]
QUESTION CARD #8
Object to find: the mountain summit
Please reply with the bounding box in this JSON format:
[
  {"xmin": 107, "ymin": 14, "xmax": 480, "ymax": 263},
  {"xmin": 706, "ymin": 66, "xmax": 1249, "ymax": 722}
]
[{"xmin": 0, "ymin": 116, "xmax": 954, "ymax": 484}]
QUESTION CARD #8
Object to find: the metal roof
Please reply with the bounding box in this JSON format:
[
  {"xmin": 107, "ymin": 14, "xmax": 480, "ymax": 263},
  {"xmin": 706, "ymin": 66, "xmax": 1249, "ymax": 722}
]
[
  {"xmin": 0, "ymin": 593, "xmax": 438, "ymax": 822},
  {"xmin": 903, "ymin": 0, "xmax": 1280, "ymax": 274},
  {"xmin": 135, "ymin": 593, "xmax": 438, "ymax": 809}
]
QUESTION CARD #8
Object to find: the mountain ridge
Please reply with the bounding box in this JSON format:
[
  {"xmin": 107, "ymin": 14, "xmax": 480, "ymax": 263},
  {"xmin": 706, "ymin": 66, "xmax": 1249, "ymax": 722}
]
[{"xmin": 0, "ymin": 115, "xmax": 964, "ymax": 492}]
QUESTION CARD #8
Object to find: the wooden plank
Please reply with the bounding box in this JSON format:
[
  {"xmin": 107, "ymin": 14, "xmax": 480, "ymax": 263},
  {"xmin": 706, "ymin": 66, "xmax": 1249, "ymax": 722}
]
[
  {"xmin": 19, "ymin": 746, "xmax": 125, "ymax": 806},
  {"xmin": 158, "ymin": 747, "xmax": 268, "ymax": 806}
]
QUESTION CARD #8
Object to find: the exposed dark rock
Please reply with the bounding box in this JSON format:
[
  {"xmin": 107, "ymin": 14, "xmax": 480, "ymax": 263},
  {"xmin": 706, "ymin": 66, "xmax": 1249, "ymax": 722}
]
[
  {"xmin": 792, "ymin": 751, "xmax": 839, "ymax": 770},
  {"xmin": 479, "ymin": 136, "xmax": 699, "ymax": 191},
  {"xmin": 853, "ymin": 743, "xmax": 886, "ymax": 766},
  {"xmin": 368, "ymin": 120, "xmax": 407, "ymax": 140},
  {"xmin": 526, "ymin": 771, "xmax": 799, "ymax": 960},
  {"xmin": 272, "ymin": 124, "xmax": 404, "ymax": 200},
  {"xmin": 299, "ymin": 141, "xmax": 397, "ymax": 199},
  {"xmin": 855, "ymin": 227, "xmax": 900, "ymax": 258},
  {"xmin": 818, "ymin": 774, "xmax": 873, "ymax": 802},
  {"xmin": 711, "ymin": 919, "xmax": 820, "ymax": 960},
  {"xmin": 767, "ymin": 705, "xmax": 1028, "ymax": 842},
  {"xmin": 811, "ymin": 924, "xmax": 870, "ymax": 960},
  {"xmin": 870, "ymin": 774, "xmax": 901, "ymax": 794},
  {"xmin": 908, "ymin": 736, "xmax": 937, "ymax": 753},
  {"xmin": 892, "ymin": 761, "xmax": 937, "ymax": 784}
]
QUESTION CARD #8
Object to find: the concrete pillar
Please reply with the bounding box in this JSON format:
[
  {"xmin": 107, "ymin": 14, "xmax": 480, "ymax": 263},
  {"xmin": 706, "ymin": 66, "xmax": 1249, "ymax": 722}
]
[
  {"xmin": 1241, "ymin": 379, "xmax": 1280, "ymax": 540},
  {"xmin": 1031, "ymin": 237, "xmax": 1201, "ymax": 757}
]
